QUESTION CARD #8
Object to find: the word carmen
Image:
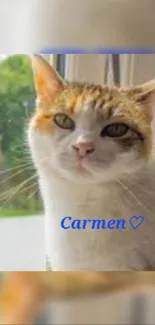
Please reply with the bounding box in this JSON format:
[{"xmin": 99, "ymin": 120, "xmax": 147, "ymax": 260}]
[
  {"xmin": 61, "ymin": 216, "xmax": 126, "ymax": 230},
  {"xmin": 61, "ymin": 216, "xmax": 144, "ymax": 230}
]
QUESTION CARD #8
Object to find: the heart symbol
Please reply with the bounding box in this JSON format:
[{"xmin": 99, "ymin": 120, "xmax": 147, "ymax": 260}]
[{"xmin": 129, "ymin": 216, "xmax": 144, "ymax": 230}]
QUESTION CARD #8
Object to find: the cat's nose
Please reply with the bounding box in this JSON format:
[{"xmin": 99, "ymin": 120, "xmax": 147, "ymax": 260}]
[{"xmin": 72, "ymin": 141, "xmax": 95, "ymax": 157}]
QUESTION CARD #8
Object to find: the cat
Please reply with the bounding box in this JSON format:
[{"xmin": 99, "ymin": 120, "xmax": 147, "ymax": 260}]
[
  {"xmin": 0, "ymin": 271, "xmax": 121, "ymax": 325},
  {"xmin": 1, "ymin": 271, "xmax": 155, "ymax": 325},
  {"xmin": 28, "ymin": 54, "xmax": 155, "ymax": 271}
]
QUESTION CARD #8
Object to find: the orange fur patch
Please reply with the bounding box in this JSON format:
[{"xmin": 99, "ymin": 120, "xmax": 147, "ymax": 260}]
[
  {"xmin": 1, "ymin": 272, "xmax": 43, "ymax": 325},
  {"xmin": 31, "ymin": 82, "xmax": 154, "ymax": 157},
  {"xmin": 31, "ymin": 112, "xmax": 54, "ymax": 133}
]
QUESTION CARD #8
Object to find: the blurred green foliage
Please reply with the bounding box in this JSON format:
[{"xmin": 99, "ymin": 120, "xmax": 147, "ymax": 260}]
[
  {"xmin": 0, "ymin": 55, "xmax": 35, "ymax": 163},
  {"xmin": 0, "ymin": 55, "xmax": 42, "ymax": 215}
]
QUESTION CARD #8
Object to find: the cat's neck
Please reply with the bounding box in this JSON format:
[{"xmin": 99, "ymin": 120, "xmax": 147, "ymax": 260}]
[{"xmin": 39, "ymin": 171, "xmax": 115, "ymax": 216}]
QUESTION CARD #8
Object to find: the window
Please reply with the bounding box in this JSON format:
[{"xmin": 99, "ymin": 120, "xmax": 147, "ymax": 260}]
[{"xmin": 112, "ymin": 54, "xmax": 120, "ymax": 86}]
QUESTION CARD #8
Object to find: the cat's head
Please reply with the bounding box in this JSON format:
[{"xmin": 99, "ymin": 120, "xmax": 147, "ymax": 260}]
[{"xmin": 28, "ymin": 55, "xmax": 155, "ymax": 184}]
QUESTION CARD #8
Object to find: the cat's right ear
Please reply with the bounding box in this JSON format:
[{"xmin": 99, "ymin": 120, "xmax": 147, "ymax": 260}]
[{"xmin": 30, "ymin": 55, "xmax": 65, "ymax": 107}]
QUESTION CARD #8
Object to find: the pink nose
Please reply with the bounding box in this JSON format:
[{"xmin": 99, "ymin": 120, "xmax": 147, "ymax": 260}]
[{"xmin": 72, "ymin": 141, "xmax": 94, "ymax": 157}]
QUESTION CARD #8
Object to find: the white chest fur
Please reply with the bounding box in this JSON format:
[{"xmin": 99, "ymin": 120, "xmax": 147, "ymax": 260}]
[{"xmin": 39, "ymin": 172, "xmax": 155, "ymax": 271}]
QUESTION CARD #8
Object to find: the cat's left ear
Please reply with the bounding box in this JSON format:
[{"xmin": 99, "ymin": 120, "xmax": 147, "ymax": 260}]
[{"xmin": 30, "ymin": 55, "xmax": 65, "ymax": 104}]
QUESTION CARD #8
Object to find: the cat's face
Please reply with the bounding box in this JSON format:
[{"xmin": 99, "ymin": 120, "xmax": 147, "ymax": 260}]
[{"xmin": 28, "ymin": 55, "xmax": 155, "ymax": 184}]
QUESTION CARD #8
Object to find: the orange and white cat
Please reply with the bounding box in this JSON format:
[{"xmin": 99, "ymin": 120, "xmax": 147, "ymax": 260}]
[
  {"xmin": 2, "ymin": 271, "xmax": 155, "ymax": 325},
  {"xmin": 1, "ymin": 272, "xmax": 108, "ymax": 325},
  {"xmin": 28, "ymin": 54, "xmax": 155, "ymax": 271}
]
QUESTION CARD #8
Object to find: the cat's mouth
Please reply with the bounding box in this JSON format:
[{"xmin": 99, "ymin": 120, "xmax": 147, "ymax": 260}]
[{"xmin": 75, "ymin": 159, "xmax": 87, "ymax": 172}]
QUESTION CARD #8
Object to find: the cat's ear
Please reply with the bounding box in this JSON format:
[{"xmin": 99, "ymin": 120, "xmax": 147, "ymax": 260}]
[
  {"xmin": 129, "ymin": 80, "xmax": 155, "ymax": 112},
  {"xmin": 31, "ymin": 55, "xmax": 65, "ymax": 104}
]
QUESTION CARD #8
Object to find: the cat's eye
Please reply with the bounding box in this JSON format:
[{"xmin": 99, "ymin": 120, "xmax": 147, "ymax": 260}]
[
  {"xmin": 54, "ymin": 113, "xmax": 75, "ymax": 130},
  {"xmin": 100, "ymin": 123, "xmax": 129, "ymax": 138}
]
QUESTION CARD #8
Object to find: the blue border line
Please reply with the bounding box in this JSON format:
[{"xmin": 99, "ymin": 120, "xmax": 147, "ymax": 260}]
[{"xmin": 39, "ymin": 48, "xmax": 155, "ymax": 54}]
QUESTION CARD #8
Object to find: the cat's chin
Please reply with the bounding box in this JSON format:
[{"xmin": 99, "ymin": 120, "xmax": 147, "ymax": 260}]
[{"xmin": 55, "ymin": 167, "xmax": 104, "ymax": 185}]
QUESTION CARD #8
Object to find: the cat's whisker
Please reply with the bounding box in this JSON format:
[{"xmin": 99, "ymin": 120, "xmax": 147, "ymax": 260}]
[
  {"xmin": 12, "ymin": 152, "xmax": 32, "ymax": 159},
  {"xmin": 0, "ymin": 162, "xmax": 32, "ymax": 175},
  {"xmin": 0, "ymin": 188, "xmax": 16, "ymax": 201},
  {"xmin": 0, "ymin": 184, "xmax": 30, "ymax": 202},
  {"xmin": 0, "ymin": 181, "xmax": 37, "ymax": 202},
  {"xmin": 1, "ymin": 174, "xmax": 37, "ymax": 208},
  {"xmin": 19, "ymin": 181, "xmax": 38, "ymax": 195},
  {"xmin": 9, "ymin": 145, "xmax": 30, "ymax": 152},
  {"xmin": 12, "ymin": 159, "xmax": 33, "ymax": 166},
  {"xmin": 121, "ymin": 176, "xmax": 155, "ymax": 197},
  {"xmin": 27, "ymin": 188, "xmax": 39, "ymax": 199},
  {"xmin": 0, "ymin": 165, "xmax": 33, "ymax": 186},
  {"xmin": 117, "ymin": 179, "xmax": 155, "ymax": 216}
]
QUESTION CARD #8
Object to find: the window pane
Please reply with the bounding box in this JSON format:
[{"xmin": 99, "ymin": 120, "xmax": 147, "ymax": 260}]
[
  {"xmin": 112, "ymin": 54, "xmax": 120, "ymax": 85},
  {"xmin": 56, "ymin": 54, "xmax": 66, "ymax": 78}
]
